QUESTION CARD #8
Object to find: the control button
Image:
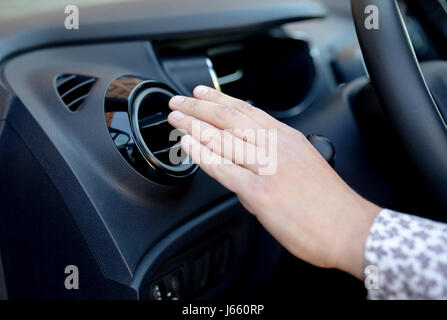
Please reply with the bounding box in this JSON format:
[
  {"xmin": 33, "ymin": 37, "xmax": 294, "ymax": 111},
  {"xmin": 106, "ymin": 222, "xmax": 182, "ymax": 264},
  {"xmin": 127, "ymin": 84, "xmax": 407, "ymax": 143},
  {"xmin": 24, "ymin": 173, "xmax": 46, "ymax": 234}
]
[
  {"xmin": 306, "ymin": 134, "xmax": 336, "ymax": 167},
  {"xmin": 212, "ymin": 240, "xmax": 231, "ymax": 280},
  {"xmin": 166, "ymin": 291, "xmax": 174, "ymax": 300},
  {"xmin": 150, "ymin": 282, "xmax": 164, "ymax": 300},
  {"xmin": 170, "ymin": 273, "xmax": 182, "ymax": 295},
  {"xmin": 165, "ymin": 270, "xmax": 184, "ymax": 300},
  {"xmin": 193, "ymin": 252, "xmax": 210, "ymax": 291}
]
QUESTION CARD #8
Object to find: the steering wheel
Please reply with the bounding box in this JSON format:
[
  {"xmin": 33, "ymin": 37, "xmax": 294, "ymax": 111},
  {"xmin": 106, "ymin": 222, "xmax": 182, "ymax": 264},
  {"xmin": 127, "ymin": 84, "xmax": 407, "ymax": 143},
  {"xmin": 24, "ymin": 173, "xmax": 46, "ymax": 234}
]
[{"xmin": 351, "ymin": 0, "xmax": 447, "ymax": 211}]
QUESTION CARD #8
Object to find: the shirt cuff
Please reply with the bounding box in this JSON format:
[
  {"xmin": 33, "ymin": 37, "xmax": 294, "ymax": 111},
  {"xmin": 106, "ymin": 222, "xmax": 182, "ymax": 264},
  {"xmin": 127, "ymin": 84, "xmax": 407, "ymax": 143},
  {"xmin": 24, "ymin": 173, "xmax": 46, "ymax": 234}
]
[{"xmin": 364, "ymin": 208, "xmax": 447, "ymax": 300}]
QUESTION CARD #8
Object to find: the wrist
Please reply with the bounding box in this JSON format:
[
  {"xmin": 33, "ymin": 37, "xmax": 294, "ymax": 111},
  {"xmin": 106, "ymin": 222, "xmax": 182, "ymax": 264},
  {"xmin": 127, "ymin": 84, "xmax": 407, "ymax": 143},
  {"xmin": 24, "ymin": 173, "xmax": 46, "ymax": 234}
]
[{"xmin": 333, "ymin": 197, "xmax": 381, "ymax": 279}]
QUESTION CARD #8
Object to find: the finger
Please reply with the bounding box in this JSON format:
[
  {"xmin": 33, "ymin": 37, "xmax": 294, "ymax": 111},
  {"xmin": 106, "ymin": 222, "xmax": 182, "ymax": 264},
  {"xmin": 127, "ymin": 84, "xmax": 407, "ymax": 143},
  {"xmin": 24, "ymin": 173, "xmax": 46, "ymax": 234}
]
[
  {"xmin": 168, "ymin": 110, "xmax": 263, "ymax": 173},
  {"xmin": 169, "ymin": 95, "xmax": 262, "ymax": 145},
  {"xmin": 193, "ymin": 85, "xmax": 284, "ymax": 129},
  {"xmin": 181, "ymin": 134, "xmax": 258, "ymax": 195}
]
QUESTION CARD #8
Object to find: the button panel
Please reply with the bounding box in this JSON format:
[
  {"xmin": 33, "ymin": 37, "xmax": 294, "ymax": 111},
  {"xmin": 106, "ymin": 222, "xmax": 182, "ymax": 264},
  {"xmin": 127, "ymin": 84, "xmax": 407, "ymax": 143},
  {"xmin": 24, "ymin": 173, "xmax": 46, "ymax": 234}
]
[
  {"xmin": 150, "ymin": 267, "xmax": 186, "ymax": 300},
  {"xmin": 149, "ymin": 238, "xmax": 232, "ymax": 300}
]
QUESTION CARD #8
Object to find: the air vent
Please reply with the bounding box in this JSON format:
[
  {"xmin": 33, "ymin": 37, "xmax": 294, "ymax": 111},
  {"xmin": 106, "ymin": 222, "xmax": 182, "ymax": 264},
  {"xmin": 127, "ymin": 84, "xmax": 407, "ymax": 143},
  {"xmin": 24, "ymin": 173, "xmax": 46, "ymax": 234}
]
[
  {"xmin": 203, "ymin": 35, "xmax": 316, "ymax": 117},
  {"xmin": 56, "ymin": 74, "xmax": 96, "ymax": 111},
  {"xmin": 105, "ymin": 77, "xmax": 197, "ymax": 184},
  {"xmin": 129, "ymin": 82, "xmax": 196, "ymax": 177}
]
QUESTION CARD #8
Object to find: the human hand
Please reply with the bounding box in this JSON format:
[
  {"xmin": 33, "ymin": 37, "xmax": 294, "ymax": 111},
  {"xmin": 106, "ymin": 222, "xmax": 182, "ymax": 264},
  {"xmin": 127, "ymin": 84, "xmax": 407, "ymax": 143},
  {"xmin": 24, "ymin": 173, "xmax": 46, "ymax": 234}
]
[{"xmin": 168, "ymin": 86, "xmax": 380, "ymax": 279}]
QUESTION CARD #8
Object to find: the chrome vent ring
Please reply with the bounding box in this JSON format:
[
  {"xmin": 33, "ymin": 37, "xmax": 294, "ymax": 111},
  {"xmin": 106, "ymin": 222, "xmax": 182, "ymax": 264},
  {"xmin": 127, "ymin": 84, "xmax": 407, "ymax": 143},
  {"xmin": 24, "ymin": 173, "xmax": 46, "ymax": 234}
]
[
  {"xmin": 129, "ymin": 82, "xmax": 196, "ymax": 177},
  {"xmin": 105, "ymin": 77, "xmax": 197, "ymax": 183}
]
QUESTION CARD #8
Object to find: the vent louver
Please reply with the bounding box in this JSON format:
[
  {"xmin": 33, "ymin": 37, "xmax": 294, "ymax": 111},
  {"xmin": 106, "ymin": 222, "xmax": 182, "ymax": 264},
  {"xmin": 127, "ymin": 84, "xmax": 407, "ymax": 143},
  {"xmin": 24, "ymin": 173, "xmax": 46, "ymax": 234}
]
[{"xmin": 56, "ymin": 74, "xmax": 96, "ymax": 111}]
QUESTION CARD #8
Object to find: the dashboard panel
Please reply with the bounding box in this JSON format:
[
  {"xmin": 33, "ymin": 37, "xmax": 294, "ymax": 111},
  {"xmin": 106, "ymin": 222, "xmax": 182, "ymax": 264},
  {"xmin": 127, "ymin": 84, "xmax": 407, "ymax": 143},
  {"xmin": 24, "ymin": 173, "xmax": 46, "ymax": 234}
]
[{"xmin": 0, "ymin": 1, "xmax": 326, "ymax": 299}]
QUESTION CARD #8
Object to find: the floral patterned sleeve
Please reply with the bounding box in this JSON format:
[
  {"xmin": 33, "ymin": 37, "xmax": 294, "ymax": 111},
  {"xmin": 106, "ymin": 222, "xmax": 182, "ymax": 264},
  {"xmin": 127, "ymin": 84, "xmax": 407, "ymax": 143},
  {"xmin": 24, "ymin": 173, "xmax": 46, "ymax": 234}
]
[{"xmin": 364, "ymin": 209, "xmax": 447, "ymax": 300}]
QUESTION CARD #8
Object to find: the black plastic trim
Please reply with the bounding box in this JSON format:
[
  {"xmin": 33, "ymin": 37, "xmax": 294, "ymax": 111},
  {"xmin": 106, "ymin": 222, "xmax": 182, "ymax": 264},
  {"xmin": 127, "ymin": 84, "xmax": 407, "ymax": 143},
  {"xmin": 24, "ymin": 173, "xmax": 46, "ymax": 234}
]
[{"xmin": 0, "ymin": 1, "xmax": 326, "ymax": 66}]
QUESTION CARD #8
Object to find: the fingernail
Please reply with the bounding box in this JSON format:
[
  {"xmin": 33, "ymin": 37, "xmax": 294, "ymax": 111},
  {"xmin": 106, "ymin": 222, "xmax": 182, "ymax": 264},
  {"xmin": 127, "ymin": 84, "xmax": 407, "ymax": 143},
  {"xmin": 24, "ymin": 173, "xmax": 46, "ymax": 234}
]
[
  {"xmin": 195, "ymin": 86, "xmax": 209, "ymax": 96},
  {"xmin": 182, "ymin": 134, "xmax": 193, "ymax": 147},
  {"xmin": 170, "ymin": 110, "xmax": 185, "ymax": 121},
  {"xmin": 169, "ymin": 96, "xmax": 185, "ymax": 108}
]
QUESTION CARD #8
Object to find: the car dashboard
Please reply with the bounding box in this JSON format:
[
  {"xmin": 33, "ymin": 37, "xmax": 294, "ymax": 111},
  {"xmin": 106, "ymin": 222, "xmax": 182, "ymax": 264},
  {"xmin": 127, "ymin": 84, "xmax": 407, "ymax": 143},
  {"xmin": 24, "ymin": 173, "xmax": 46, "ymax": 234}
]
[{"xmin": 0, "ymin": 0, "xmax": 399, "ymax": 300}]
